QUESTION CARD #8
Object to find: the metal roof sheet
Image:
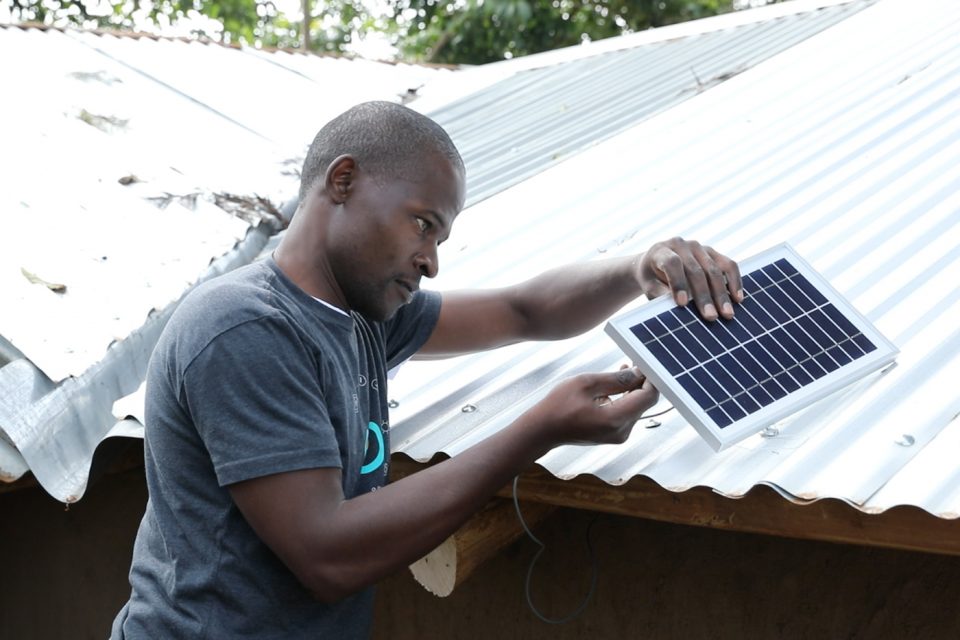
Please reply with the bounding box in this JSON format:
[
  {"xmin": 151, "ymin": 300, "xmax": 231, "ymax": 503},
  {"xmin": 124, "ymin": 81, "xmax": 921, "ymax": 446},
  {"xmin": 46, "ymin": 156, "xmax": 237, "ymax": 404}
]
[
  {"xmin": 421, "ymin": 0, "xmax": 875, "ymax": 206},
  {"xmin": 389, "ymin": 0, "xmax": 960, "ymax": 519},
  {"xmin": 0, "ymin": 25, "xmax": 450, "ymax": 500},
  {"xmin": 68, "ymin": 30, "xmax": 450, "ymax": 151}
]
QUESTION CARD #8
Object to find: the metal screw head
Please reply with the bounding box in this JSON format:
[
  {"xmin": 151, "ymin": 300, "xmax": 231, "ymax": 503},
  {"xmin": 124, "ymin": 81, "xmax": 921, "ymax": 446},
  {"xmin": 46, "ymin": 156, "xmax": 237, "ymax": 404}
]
[
  {"xmin": 761, "ymin": 426, "xmax": 780, "ymax": 438},
  {"xmin": 461, "ymin": 404, "xmax": 478, "ymax": 413},
  {"xmin": 387, "ymin": 399, "xmax": 399, "ymax": 409}
]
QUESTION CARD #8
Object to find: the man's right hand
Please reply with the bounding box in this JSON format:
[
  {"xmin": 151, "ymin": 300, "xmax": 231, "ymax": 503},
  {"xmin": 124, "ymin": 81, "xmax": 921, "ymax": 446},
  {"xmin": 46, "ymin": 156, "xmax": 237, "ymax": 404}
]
[
  {"xmin": 230, "ymin": 366, "xmax": 657, "ymax": 604},
  {"xmin": 522, "ymin": 366, "xmax": 659, "ymax": 447}
]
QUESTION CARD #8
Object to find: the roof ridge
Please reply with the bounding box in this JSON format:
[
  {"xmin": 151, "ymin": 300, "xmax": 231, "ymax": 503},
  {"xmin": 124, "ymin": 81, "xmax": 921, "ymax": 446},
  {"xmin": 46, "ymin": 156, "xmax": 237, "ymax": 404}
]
[{"xmin": 0, "ymin": 21, "xmax": 457, "ymax": 69}]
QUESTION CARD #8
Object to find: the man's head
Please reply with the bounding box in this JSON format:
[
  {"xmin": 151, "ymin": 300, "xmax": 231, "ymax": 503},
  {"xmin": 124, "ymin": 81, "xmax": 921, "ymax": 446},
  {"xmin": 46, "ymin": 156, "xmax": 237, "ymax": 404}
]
[
  {"xmin": 299, "ymin": 101, "xmax": 464, "ymax": 204},
  {"xmin": 291, "ymin": 102, "xmax": 466, "ymax": 322}
]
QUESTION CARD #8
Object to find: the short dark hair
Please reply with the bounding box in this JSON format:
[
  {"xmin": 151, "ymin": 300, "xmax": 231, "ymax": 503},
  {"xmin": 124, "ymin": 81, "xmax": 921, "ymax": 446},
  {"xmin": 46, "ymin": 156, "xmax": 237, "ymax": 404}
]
[{"xmin": 298, "ymin": 101, "xmax": 464, "ymax": 203}]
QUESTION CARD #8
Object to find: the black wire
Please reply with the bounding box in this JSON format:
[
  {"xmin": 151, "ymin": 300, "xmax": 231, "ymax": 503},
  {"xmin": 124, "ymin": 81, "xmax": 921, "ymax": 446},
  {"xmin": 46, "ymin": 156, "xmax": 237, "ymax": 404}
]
[
  {"xmin": 510, "ymin": 404, "xmax": 675, "ymax": 623},
  {"xmin": 512, "ymin": 476, "xmax": 599, "ymax": 624}
]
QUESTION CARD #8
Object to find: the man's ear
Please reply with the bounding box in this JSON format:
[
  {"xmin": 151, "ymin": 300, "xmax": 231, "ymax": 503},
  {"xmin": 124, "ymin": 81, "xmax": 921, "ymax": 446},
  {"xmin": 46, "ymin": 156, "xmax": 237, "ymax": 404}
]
[{"xmin": 324, "ymin": 155, "xmax": 356, "ymax": 204}]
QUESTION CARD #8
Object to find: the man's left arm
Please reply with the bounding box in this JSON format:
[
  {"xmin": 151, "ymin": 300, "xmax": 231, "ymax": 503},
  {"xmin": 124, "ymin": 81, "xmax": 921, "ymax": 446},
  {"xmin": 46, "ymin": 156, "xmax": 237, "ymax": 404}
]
[{"xmin": 417, "ymin": 238, "xmax": 743, "ymax": 358}]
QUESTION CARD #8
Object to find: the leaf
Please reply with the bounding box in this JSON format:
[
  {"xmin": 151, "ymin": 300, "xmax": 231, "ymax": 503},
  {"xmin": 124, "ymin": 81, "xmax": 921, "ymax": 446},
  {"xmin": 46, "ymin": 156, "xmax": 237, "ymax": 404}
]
[
  {"xmin": 78, "ymin": 109, "xmax": 129, "ymax": 133},
  {"xmin": 21, "ymin": 268, "xmax": 68, "ymax": 294}
]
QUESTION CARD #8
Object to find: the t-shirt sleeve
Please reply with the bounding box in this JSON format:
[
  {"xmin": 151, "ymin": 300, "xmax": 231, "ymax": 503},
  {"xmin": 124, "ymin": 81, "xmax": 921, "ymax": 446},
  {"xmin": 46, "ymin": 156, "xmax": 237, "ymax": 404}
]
[
  {"xmin": 180, "ymin": 314, "xmax": 342, "ymax": 487},
  {"xmin": 383, "ymin": 289, "xmax": 442, "ymax": 368}
]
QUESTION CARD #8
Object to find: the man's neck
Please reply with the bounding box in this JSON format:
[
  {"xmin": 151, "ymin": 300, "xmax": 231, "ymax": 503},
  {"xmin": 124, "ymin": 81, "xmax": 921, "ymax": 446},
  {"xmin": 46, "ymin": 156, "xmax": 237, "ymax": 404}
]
[{"xmin": 273, "ymin": 205, "xmax": 351, "ymax": 313}]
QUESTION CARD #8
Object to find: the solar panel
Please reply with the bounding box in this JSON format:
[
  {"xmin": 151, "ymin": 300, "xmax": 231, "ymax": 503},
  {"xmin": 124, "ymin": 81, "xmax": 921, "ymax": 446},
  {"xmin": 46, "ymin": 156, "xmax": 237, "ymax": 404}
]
[{"xmin": 605, "ymin": 243, "xmax": 898, "ymax": 451}]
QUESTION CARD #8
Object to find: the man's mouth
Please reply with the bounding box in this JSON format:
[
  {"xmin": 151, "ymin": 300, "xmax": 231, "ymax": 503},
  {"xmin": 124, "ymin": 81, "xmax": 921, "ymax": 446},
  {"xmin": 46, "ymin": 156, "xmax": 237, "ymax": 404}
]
[{"xmin": 396, "ymin": 279, "xmax": 418, "ymax": 301}]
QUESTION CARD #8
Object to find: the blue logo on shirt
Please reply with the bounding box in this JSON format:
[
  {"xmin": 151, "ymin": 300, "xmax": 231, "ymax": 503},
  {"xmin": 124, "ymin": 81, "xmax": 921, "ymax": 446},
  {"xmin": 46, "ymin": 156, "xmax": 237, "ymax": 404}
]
[{"xmin": 360, "ymin": 421, "xmax": 385, "ymax": 475}]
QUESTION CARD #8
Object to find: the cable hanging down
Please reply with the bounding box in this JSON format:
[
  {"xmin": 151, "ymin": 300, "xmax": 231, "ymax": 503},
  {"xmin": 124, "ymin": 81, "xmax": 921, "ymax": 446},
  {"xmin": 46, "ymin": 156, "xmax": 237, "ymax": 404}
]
[
  {"xmin": 512, "ymin": 475, "xmax": 599, "ymax": 625},
  {"xmin": 511, "ymin": 405, "xmax": 675, "ymax": 623}
]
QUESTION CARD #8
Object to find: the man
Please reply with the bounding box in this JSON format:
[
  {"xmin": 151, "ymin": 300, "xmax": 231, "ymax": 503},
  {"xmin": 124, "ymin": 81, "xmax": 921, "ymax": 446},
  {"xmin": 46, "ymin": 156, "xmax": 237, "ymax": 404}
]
[{"xmin": 111, "ymin": 101, "xmax": 742, "ymax": 638}]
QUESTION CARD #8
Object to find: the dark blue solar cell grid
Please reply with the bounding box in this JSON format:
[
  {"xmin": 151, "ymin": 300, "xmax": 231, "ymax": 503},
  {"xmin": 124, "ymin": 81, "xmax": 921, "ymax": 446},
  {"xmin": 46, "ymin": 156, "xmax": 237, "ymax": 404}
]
[{"xmin": 629, "ymin": 259, "xmax": 877, "ymax": 429}]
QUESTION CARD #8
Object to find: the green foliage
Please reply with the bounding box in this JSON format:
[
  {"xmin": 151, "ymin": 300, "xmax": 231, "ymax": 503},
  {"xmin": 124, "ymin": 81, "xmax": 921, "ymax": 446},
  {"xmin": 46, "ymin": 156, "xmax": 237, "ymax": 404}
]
[
  {"xmin": 7, "ymin": 0, "xmax": 275, "ymax": 43},
  {"xmin": 395, "ymin": 0, "xmax": 729, "ymax": 63},
  {"xmin": 3, "ymin": 0, "xmax": 736, "ymax": 63},
  {"xmin": 304, "ymin": 0, "xmax": 400, "ymax": 54}
]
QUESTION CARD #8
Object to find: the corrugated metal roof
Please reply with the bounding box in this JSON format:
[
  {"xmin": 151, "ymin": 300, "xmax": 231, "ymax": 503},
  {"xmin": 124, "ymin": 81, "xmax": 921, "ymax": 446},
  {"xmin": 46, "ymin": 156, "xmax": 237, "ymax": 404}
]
[
  {"xmin": 0, "ymin": 25, "xmax": 450, "ymax": 501},
  {"xmin": 66, "ymin": 30, "xmax": 451, "ymax": 151},
  {"xmin": 389, "ymin": 0, "xmax": 960, "ymax": 519},
  {"xmin": 422, "ymin": 0, "xmax": 875, "ymax": 206}
]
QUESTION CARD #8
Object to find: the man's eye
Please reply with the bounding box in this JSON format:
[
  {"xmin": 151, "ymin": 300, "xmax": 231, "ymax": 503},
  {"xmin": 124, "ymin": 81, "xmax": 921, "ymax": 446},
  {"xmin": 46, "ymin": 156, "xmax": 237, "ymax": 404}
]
[{"xmin": 415, "ymin": 217, "xmax": 429, "ymax": 232}]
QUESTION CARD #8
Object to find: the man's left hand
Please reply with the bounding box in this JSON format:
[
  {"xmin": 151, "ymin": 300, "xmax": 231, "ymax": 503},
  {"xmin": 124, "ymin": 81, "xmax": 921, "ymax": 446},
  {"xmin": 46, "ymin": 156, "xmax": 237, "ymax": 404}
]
[{"xmin": 638, "ymin": 237, "xmax": 743, "ymax": 321}]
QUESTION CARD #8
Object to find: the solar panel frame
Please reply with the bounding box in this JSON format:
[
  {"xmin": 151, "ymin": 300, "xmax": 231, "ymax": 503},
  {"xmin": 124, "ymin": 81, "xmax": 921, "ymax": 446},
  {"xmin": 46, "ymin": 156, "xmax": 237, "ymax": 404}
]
[{"xmin": 605, "ymin": 243, "xmax": 899, "ymax": 452}]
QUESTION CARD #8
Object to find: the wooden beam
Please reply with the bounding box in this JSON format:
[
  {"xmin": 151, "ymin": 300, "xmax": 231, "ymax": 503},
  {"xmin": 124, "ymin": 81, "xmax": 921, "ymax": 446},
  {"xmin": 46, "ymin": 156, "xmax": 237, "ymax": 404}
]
[
  {"xmin": 390, "ymin": 455, "xmax": 960, "ymax": 557},
  {"xmin": 408, "ymin": 498, "xmax": 556, "ymax": 597}
]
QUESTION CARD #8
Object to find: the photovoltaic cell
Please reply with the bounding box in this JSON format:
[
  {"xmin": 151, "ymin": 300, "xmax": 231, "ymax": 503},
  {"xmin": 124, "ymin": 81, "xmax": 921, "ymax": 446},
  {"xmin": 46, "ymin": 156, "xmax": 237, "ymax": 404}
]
[
  {"xmin": 605, "ymin": 244, "xmax": 898, "ymax": 451},
  {"xmin": 636, "ymin": 259, "xmax": 874, "ymax": 428}
]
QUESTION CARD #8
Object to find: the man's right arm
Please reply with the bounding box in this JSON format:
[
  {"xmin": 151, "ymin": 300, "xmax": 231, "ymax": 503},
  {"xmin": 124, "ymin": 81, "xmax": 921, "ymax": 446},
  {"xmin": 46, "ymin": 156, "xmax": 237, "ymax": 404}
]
[{"xmin": 228, "ymin": 367, "xmax": 657, "ymax": 603}]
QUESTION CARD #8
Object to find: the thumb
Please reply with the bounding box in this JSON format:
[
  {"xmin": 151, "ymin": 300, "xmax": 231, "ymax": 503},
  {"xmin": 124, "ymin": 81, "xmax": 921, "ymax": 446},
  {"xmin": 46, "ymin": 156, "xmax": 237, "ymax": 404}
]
[{"xmin": 586, "ymin": 366, "xmax": 645, "ymax": 397}]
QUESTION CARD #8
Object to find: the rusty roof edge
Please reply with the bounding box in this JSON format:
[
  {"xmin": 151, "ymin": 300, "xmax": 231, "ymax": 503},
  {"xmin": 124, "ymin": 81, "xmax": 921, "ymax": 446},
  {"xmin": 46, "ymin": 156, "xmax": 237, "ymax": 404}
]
[{"xmin": 0, "ymin": 22, "xmax": 459, "ymax": 69}]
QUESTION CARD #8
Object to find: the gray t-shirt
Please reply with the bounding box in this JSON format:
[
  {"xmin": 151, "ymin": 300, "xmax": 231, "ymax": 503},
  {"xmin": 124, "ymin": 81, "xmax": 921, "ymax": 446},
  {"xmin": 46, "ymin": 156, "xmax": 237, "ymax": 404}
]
[{"xmin": 111, "ymin": 256, "xmax": 441, "ymax": 639}]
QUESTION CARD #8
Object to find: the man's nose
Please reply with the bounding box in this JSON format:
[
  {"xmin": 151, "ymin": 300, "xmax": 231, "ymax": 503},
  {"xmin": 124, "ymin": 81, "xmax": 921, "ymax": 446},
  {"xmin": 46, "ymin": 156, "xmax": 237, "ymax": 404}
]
[{"xmin": 414, "ymin": 246, "xmax": 439, "ymax": 279}]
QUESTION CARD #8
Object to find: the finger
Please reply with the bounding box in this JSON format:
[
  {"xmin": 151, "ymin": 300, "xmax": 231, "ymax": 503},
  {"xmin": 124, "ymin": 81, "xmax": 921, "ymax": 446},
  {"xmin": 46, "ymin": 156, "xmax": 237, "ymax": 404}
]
[
  {"xmin": 658, "ymin": 239, "xmax": 719, "ymax": 319},
  {"xmin": 689, "ymin": 243, "xmax": 736, "ymax": 320},
  {"xmin": 651, "ymin": 243, "xmax": 691, "ymax": 307},
  {"xmin": 605, "ymin": 380, "xmax": 659, "ymax": 422},
  {"xmin": 603, "ymin": 362, "xmax": 629, "ymax": 399},
  {"xmin": 644, "ymin": 280, "xmax": 671, "ymax": 300},
  {"xmin": 672, "ymin": 240, "xmax": 722, "ymax": 322},
  {"xmin": 707, "ymin": 246, "xmax": 744, "ymax": 304},
  {"xmin": 583, "ymin": 366, "xmax": 646, "ymax": 398}
]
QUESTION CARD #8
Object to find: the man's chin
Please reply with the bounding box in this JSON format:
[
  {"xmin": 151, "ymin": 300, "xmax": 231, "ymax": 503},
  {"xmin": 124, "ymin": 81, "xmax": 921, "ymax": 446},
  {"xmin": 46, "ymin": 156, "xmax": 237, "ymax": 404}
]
[
  {"xmin": 346, "ymin": 285, "xmax": 410, "ymax": 323},
  {"xmin": 354, "ymin": 300, "xmax": 401, "ymax": 323}
]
